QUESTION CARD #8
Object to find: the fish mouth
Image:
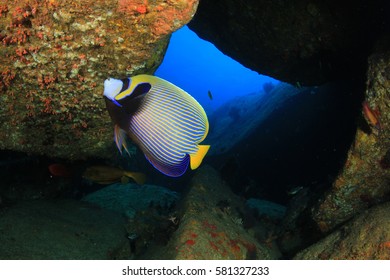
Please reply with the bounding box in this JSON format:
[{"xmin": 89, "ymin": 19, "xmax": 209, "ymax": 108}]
[{"xmin": 104, "ymin": 95, "xmax": 122, "ymax": 108}]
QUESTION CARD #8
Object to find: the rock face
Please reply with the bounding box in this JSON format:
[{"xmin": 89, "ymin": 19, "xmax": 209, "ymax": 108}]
[
  {"xmin": 310, "ymin": 49, "xmax": 390, "ymax": 233},
  {"xmin": 189, "ymin": 0, "xmax": 387, "ymax": 85},
  {"xmin": 0, "ymin": 0, "xmax": 198, "ymax": 159},
  {"xmin": 294, "ymin": 202, "xmax": 390, "ymax": 260},
  {"xmin": 275, "ymin": 49, "xmax": 390, "ymax": 255},
  {"xmin": 149, "ymin": 165, "xmax": 277, "ymax": 259},
  {"xmin": 188, "ymin": 0, "xmax": 389, "ymax": 237}
]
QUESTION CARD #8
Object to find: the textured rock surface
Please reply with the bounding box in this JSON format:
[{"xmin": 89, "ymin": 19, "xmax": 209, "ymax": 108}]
[
  {"xmin": 0, "ymin": 0, "xmax": 198, "ymax": 159},
  {"xmin": 294, "ymin": 202, "xmax": 390, "ymax": 260},
  {"xmin": 148, "ymin": 165, "xmax": 277, "ymax": 260},
  {"xmin": 189, "ymin": 0, "xmax": 386, "ymax": 85},
  {"xmin": 311, "ymin": 49, "xmax": 390, "ymax": 233},
  {"xmin": 0, "ymin": 199, "xmax": 128, "ymax": 259}
]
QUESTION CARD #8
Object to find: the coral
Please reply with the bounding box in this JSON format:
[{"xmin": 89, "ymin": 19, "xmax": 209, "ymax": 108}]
[
  {"xmin": 0, "ymin": 68, "xmax": 16, "ymax": 90},
  {"xmin": 118, "ymin": 0, "xmax": 148, "ymax": 15}
]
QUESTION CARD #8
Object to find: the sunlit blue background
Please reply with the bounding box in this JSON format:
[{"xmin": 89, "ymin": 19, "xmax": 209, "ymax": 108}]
[{"xmin": 155, "ymin": 26, "xmax": 278, "ymax": 113}]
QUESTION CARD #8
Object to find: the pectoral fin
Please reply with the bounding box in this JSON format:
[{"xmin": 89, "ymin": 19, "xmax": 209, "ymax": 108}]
[
  {"xmin": 190, "ymin": 145, "xmax": 210, "ymax": 170},
  {"xmin": 114, "ymin": 125, "xmax": 131, "ymax": 156}
]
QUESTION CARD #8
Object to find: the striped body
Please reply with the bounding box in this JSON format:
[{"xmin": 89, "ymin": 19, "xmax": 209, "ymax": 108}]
[{"xmin": 104, "ymin": 75, "xmax": 210, "ymax": 177}]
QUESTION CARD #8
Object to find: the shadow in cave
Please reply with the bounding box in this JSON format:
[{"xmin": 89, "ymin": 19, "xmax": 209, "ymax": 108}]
[{"xmin": 207, "ymin": 80, "xmax": 364, "ymax": 205}]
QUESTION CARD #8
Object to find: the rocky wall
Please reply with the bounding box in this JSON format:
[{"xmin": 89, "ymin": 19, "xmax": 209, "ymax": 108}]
[
  {"xmin": 0, "ymin": 0, "xmax": 198, "ymax": 159},
  {"xmin": 311, "ymin": 49, "xmax": 390, "ymax": 232},
  {"xmin": 189, "ymin": 0, "xmax": 386, "ymax": 85}
]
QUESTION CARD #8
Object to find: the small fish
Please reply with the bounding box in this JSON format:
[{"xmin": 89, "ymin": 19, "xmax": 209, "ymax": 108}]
[
  {"xmin": 362, "ymin": 101, "xmax": 381, "ymax": 130},
  {"xmin": 103, "ymin": 74, "xmax": 210, "ymax": 177},
  {"xmin": 287, "ymin": 186, "xmax": 304, "ymax": 196},
  {"xmin": 48, "ymin": 163, "xmax": 72, "ymax": 178},
  {"xmin": 82, "ymin": 165, "xmax": 146, "ymax": 185},
  {"xmin": 207, "ymin": 90, "xmax": 213, "ymax": 100},
  {"xmin": 379, "ymin": 241, "xmax": 390, "ymax": 250}
]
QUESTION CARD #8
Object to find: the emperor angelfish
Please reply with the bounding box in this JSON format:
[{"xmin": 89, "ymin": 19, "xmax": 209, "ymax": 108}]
[{"xmin": 103, "ymin": 74, "xmax": 210, "ymax": 177}]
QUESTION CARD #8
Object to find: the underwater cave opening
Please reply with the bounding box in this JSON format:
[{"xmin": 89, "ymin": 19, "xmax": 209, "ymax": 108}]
[
  {"xmin": 155, "ymin": 25, "xmax": 362, "ymax": 205},
  {"xmin": 155, "ymin": 25, "xmax": 279, "ymax": 113},
  {"xmin": 0, "ymin": 26, "xmax": 364, "ymax": 210}
]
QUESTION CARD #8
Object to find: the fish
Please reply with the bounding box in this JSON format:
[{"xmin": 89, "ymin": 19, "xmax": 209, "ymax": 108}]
[
  {"xmin": 82, "ymin": 165, "xmax": 146, "ymax": 185},
  {"xmin": 207, "ymin": 90, "xmax": 213, "ymax": 100},
  {"xmin": 380, "ymin": 241, "xmax": 390, "ymax": 249},
  {"xmin": 48, "ymin": 163, "xmax": 72, "ymax": 178},
  {"xmin": 362, "ymin": 101, "xmax": 381, "ymax": 130},
  {"xmin": 286, "ymin": 186, "xmax": 304, "ymax": 196},
  {"xmin": 103, "ymin": 74, "xmax": 210, "ymax": 177}
]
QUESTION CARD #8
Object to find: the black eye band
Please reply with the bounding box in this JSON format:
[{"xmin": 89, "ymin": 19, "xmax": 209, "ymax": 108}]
[
  {"xmin": 120, "ymin": 78, "xmax": 130, "ymax": 93},
  {"xmin": 116, "ymin": 83, "xmax": 152, "ymax": 114}
]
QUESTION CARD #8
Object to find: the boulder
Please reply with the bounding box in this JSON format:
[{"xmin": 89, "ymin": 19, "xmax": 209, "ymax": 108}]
[
  {"xmin": 294, "ymin": 202, "xmax": 390, "ymax": 260},
  {"xmin": 82, "ymin": 183, "xmax": 179, "ymax": 218},
  {"xmin": 0, "ymin": 0, "xmax": 198, "ymax": 159},
  {"xmin": 149, "ymin": 165, "xmax": 278, "ymax": 259}
]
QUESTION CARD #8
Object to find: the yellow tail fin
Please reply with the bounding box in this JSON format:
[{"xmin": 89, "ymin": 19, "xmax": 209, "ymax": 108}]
[
  {"xmin": 190, "ymin": 145, "xmax": 210, "ymax": 170},
  {"xmin": 123, "ymin": 171, "xmax": 146, "ymax": 185}
]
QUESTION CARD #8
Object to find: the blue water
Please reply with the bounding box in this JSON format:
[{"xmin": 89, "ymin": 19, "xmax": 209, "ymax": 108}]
[{"xmin": 155, "ymin": 26, "xmax": 278, "ymax": 113}]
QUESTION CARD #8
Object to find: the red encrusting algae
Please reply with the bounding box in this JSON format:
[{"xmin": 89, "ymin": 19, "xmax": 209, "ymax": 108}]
[{"xmin": 185, "ymin": 239, "xmax": 195, "ymax": 246}]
